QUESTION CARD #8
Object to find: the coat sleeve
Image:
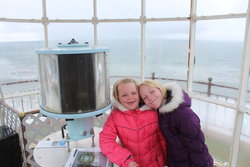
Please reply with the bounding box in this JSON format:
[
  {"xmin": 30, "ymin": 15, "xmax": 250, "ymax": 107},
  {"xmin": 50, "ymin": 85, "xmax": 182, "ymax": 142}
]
[
  {"xmin": 157, "ymin": 126, "xmax": 167, "ymax": 163},
  {"xmin": 178, "ymin": 107, "xmax": 211, "ymax": 165},
  {"xmin": 99, "ymin": 111, "xmax": 132, "ymax": 167}
]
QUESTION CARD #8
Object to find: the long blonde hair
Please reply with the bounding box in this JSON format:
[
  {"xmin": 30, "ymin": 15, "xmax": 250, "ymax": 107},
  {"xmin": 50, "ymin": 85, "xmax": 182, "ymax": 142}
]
[
  {"xmin": 113, "ymin": 77, "xmax": 138, "ymax": 102},
  {"xmin": 139, "ymin": 80, "xmax": 167, "ymax": 97}
]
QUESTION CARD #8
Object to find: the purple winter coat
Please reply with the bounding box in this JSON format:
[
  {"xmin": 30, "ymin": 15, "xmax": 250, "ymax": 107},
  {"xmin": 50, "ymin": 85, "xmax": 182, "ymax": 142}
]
[{"xmin": 158, "ymin": 82, "xmax": 213, "ymax": 167}]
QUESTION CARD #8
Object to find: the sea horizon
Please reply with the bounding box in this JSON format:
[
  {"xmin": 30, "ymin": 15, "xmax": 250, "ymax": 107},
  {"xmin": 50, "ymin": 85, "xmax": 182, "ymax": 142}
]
[{"xmin": 0, "ymin": 39, "xmax": 244, "ymax": 97}]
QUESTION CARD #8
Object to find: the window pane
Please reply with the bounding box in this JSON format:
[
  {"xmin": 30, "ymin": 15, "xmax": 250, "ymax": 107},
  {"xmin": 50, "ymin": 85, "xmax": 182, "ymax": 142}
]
[
  {"xmin": 97, "ymin": 0, "xmax": 140, "ymax": 19},
  {"xmin": 47, "ymin": 23, "xmax": 93, "ymax": 47},
  {"xmin": 0, "ymin": 23, "xmax": 43, "ymax": 42},
  {"xmin": 98, "ymin": 23, "xmax": 141, "ymax": 84},
  {"xmin": 47, "ymin": 0, "xmax": 93, "ymax": 19},
  {"xmin": 247, "ymin": 76, "xmax": 250, "ymax": 105},
  {"xmin": 145, "ymin": 22, "xmax": 189, "ymax": 81},
  {"xmin": 0, "ymin": 41, "xmax": 43, "ymax": 83},
  {"xmin": 193, "ymin": 19, "xmax": 245, "ymax": 101},
  {"xmin": 0, "ymin": 0, "xmax": 42, "ymax": 18},
  {"xmin": 197, "ymin": 0, "xmax": 248, "ymax": 16},
  {"xmin": 192, "ymin": 98, "xmax": 236, "ymax": 166},
  {"xmin": 147, "ymin": 0, "xmax": 190, "ymax": 18},
  {"xmin": 238, "ymin": 114, "xmax": 250, "ymax": 167}
]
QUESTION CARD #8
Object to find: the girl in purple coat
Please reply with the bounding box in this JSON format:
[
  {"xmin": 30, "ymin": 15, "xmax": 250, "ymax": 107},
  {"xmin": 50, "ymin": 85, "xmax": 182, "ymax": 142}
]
[{"xmin": 139, "ymin": 80, "xmax": 213, "ymax": 167}]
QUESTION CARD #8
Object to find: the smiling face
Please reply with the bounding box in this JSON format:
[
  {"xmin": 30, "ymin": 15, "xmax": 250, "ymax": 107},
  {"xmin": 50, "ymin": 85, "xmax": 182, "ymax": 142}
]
[
  {"xmin": 117, "ymin": 82, "xmax": 139, "ymax": 110},
  {"xmin": 139, "ymin": 84, "xmax": 164, "ymax": 110}
]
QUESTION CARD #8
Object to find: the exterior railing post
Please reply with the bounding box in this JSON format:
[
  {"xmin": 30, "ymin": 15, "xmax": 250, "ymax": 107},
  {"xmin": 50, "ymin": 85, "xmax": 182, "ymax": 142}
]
[
  {"xmin": 0, "ymin": 103, "xmax": 4, "ymax": 126},
  {"xmin": 207, "ymin": 77, "xmax": 212, "ymax": 96},
  {"xmin": 0, "ymin": 83, "xmax": 4, "ymax": 101},
  {"xmin": 0, "ymin": 83, "xmax": 4, "ymax": 126},
  {"xmin": 151, "ymin": 72, "xmax": 156, "ymax": 80}
]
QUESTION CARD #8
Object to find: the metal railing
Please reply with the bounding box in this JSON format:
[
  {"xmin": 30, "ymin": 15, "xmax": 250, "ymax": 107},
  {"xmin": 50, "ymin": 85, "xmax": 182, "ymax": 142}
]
[
  {"xmin": 0, "ymin": 74, "xmax": 245, "ymax": 113},
  {"xmin": 0, "ymin": 101, "xmax": 66, "ymax": 167}
]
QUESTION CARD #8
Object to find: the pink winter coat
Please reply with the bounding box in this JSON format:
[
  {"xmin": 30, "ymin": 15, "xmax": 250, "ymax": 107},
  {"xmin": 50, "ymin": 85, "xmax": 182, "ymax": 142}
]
[{"xmin": 99, "ymin": 106, "xmax": 167, "ymax": 167}]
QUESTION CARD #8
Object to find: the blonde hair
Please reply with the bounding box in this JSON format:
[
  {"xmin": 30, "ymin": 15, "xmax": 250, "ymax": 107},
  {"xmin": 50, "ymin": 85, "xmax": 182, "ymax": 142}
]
[
  {"xmin": 113, "ymin": 77, "xmax": 138, "ymax": 102},
  {"xmin": 139, "ymin": 80, "xmax": 167, "ymax": 97}
]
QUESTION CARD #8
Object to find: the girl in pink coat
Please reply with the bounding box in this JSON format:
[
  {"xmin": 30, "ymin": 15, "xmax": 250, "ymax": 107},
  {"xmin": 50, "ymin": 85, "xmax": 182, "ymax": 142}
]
[{"xmin": 99, "ymin": 78, "xmax": 166, "ymax": 167}]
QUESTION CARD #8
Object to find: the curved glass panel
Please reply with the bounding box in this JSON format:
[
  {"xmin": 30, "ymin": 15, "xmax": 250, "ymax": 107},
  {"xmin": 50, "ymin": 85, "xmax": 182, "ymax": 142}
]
[
  {"xmin": 0, "ymin": 0, "xmax": 42, "ymax": 18},
  {"xmin": 47, "ymin": 0, "xmax": 92, "ymax": 19},
  {"xmin": 193, "ymin": 19, "xmax": 245, "ymax": 101},
  {"xmin": 147, "ymin": 0, "xmax": 190, "ymax": 18},
  {"xmin": 97, "ymin": 0, "xmax": 140, "ymax": 19},
  {"xmin": 0, "ymin": 41, "xmax": 42, "ymax": 83},
  {"xmin": 98, "ymin": 23, "xmax": 140, "ymax": 84},
  {"xmin": 247, "ymin": 74, "xmax": 250, "ymax": 105},
  {"xmin": 0, "ymin": 23, "xmax": 43, "ymax": 42},
  {"xmin": 145, "ymin": 21, "xmax": 189, "ymax": 81},
  {"xmin": 47, "ymin": 23, "xmax": 93, "ymax": 47},
  {"xmin": 192, "ymin": 98, "xmax": 236, "ymax": 166},
  {"xmin": 238, "ymin": 114, "xmax": 250, "ymax": 167},
  {"xmin": 197, "ymin": 0, "xmax": 248, "ymax": 16}
]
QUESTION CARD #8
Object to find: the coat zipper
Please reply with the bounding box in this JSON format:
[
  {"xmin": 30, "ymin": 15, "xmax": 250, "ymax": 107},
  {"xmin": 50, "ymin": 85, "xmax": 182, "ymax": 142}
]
[{"xmin": 134, "ymin": 110, "xmax": 140, "ymax": 165}]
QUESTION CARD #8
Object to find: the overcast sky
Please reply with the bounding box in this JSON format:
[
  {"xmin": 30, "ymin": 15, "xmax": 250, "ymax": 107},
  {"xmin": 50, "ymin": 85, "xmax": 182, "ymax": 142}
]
[{"xmin": 0, "ymin": 0, "xmax": 248, "ymax": 42}]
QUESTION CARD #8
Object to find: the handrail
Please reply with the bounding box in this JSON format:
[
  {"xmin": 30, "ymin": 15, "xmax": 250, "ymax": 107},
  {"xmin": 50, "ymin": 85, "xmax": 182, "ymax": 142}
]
[
  {"xmin": 1, "ymin": 73, "xmax": 249, "ymax": 115},
  {"xmin": 0, "ymin": 100, "xmax": 65, "ymax": 167},
  {"xmin": 0, "ymin": 101, "xmax": 23, "ymax": 115},
  {"xmin": 1, "ymin": 79, "xmax": 39, "ymax": 86},
  {"xmin": 0, "ymin": 75, "xmax": 238, "ymax": 90},
  {"xmin": 112, "ymin": 74, "xmax": 245, "ymax": 99},
  {"xmin": 0, "ymin": 101, "xmax": 27, "ymax": 167},
  {"xmin": 0, "ymin": 74, "xmax": 246, "ymax": 102}
]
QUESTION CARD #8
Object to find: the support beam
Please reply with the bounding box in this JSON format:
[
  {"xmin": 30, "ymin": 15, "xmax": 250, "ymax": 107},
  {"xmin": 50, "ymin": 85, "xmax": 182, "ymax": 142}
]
[
  {"xmin": 140, "ymin": 0, "xmax": 146, "ymax": 82},
  {"xmin": 229, "ymin": 1, "xmax": 250, "ymax": 166},
  {"xmin": 42, "ymin": 0, "xmax": 49, "ymax": 48},
  {"xmin": 187, "ymin": 0, "xmax": 197, "ymax": 92}
]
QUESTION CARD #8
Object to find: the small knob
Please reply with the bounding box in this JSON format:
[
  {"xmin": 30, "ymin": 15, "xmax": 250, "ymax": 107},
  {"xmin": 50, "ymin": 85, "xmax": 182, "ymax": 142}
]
[{"xmin": 68, "ymin": 38, "xmax": 78, "ymax": 44}]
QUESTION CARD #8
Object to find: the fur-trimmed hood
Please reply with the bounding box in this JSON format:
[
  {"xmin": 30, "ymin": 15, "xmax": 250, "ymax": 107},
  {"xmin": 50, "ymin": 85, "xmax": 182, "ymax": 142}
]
[
  {"xmin": 111, "ymin": 98, "xmax": 128, "ymax": 112},
  {"xmin": 140, "ymin": 82, "xmax": 191, "ymax": 114},
  {"xmin": 159, "ymin": 82, "xmax": 186, "ymax": 114},
  {"xmin": 112, "ymin": 97, "xmax": 150, "ymax": 112}
]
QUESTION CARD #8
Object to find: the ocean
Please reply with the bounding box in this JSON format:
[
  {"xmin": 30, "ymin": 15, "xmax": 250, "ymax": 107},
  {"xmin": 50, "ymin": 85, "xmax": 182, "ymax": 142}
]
[
  {"xmin": 0, "ymin": 39, "xmax": 244, "ymax": 97},
  {"xmin": 0, "ymin": 41, "xmax": 41, "ymax": 83}
]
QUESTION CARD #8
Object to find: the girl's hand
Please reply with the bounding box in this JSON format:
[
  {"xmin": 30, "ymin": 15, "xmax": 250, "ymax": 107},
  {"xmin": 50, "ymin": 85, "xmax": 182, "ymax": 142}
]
[{"xmin": 128, "ymin": 161, "xmax": 139, "ymax": 167}]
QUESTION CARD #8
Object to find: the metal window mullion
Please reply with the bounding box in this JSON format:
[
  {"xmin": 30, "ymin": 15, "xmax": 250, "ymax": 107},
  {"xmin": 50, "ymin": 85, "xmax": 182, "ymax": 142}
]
[
  {"xmin": 0, "ymin": 12, "xmax": 246, "ymax": 23},
  {"xmin": 190, "ymin": 93, "xmax": 236, "ymax": 109},
  {"xmin": 93, "ymin": 0, "xmax": 98, "ymax": 46},
  {"xmin": 140, "ymin": 0, "xmax": 146, "ymax": 82},
  {"xmin": 187, "ymin": 0, "xmax": 197, "ymax": 92},
  {"xmin": 196, "ymin": 13, "xmax": 246, "ymax": 21},
  {"xmin": 42, "ymin": 0, "xmax": 49, "ymax": 48},
  {"xmin": 230, "ymin": 1, "xmax": 250, "ymax": 166}
]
